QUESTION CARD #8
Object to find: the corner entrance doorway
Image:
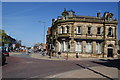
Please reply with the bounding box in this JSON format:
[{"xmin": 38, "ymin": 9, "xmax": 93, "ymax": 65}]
[{"xmin": 107, "ymin": 48, "xmax": 113, "ymax": 57}]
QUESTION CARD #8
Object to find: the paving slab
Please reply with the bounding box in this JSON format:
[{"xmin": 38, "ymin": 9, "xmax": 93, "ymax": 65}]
[{"xmin": 89, "ymin": 66, "xmax": 118, "ymax": 78}]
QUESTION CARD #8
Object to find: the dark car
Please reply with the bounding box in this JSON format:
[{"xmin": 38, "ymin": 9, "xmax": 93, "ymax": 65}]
[
  {"xmin": 118, "ymin": 50, "xmax": 120, "ymax": 55},
  {"xmin": 2, "ymin": 50, "xmax": 9, "ymax": 56},
  {"xmin": 118, "ymin": 50, "xmax": 120, "ymax": 59},
  {"xmin": 0, "ymin": 52, "xmax": 6, "ymax": 65}
]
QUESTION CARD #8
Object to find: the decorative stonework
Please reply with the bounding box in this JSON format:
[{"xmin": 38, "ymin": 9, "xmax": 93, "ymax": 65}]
[{"xmin": 47, "ymin": 9, "xmax": 118, "ymax": 58}]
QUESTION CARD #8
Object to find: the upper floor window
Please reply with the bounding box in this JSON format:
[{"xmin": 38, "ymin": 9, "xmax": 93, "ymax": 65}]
[
  {"xmin": 66, "ymin": 26, "xmax": 69, "ymax": 33},
  {"xmin": 77, "ymin": 26, "xmax": 81, "ymax": 34},
  {"xmin": 64, "ymin": 16, "xmax": 67, "ymax": 20},
  {"xmin": 60, "ymin": 26, "xmax": 69, "ymax": 34},
  {"xmin": 59, "ymin": 27, "xmax": 62, "ymax": 34},
  {"xmin": 97, "ymin": 27, "xmax": 101, "ymax": 35},
  {"xmin": 108, "ymin": 18, "xmax": 113, "ymax": 21},
  {"xmin": 62, "ymin": 27, "xmax": 64, "ymax": 33},
  {"xmin": 108, "ymin": 27, "xmax": 113, "ymax": 36},
  {"xmin": 88, "ymin": 27, "xmax": 91, "ymax": 34},
  {"xmin": 64, "ymin": 27, "xmax": 67, "ymax": 33}
]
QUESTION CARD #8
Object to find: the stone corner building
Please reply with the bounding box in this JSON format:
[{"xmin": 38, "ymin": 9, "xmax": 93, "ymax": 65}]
[{"xmin": 47, "ymin": 9, "xmax": 118, "ymax": 58}]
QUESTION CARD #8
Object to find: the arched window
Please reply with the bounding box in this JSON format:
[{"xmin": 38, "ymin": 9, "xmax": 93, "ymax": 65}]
[{"xmin": 108, "ymin": 27, "xmax": 113, "ymax": 36}]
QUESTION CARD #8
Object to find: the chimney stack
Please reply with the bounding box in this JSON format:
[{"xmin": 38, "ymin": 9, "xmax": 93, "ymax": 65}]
[{"xmin": 97, "ymin": 12, "xmax": 101, "ymax": 18}]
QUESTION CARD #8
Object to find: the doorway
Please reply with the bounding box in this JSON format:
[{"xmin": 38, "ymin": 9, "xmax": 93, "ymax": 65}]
[{"xmin": 107, "ymin": 48, "xmax": 113, "ymax": 57}]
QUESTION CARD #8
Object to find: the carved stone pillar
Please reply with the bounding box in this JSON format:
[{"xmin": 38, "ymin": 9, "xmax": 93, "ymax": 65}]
[
  {"xmin": 70, "ymin": 38, "xmax": 75, "ymax": 52},
  {"xmin": 92, "ymin": 41, "xmax": 96, "ymax": 54},
  {"xmin": 82, "ymin": 41, "xmax": 86, "ymax": 54}
]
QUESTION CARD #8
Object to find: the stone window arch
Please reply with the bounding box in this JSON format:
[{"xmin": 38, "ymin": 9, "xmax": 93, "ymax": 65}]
[{"xmin": 108, "ymin": 44, "xmax": 113, "ymax": 47}]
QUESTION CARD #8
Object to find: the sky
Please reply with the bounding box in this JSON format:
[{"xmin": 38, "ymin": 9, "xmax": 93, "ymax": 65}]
[{"xmin": 2, "ymin": 2, "xmax": 119, "ymax": 47}]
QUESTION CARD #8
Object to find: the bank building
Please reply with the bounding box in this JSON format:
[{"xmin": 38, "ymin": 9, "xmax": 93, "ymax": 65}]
[{"xmin": 47, "ymin": 9, "xmax": 118, "ymax": 58}]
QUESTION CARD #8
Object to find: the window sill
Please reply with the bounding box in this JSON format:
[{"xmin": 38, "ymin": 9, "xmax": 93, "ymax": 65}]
[
  {"xmin": 59, "ymin": 33, "xmax": 69, "ymax": 34},
  {"xmin": 96, "ymin": 34, "xmax": 102, "ymax": 36},
  {"xmin": 87, "ymin": 34, "xmax": 92, "ymax": 36},
  {"xmin": 76, "ymin": 33, "xmax": 82, "ymax": 35},
  {"xmin": 107, "ymin": 35, "xmax": 113, "ymax": 37}
]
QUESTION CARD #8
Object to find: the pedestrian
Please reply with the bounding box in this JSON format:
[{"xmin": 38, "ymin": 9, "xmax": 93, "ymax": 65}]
[
  {"xmin": 76, "ymin": 53, "xmax": 79, "ymax": 58},
  {"xmin": 42, "ymin": 51, "xmax": 44, "ymax": 56},
  {"xmin": 26, "ymin": 49, "xmax": 30, "ymax": 55},
  {"xmin": 118, "ymin": 50, "xmax": 120, "ymax": 55},
  {"xmin": 57, "ymin": 51, "xmax": 61, "ymax": 59},
  {"xmin": 49, "ymin": 51, "xmax": 52, "ymax": 58},
  {"xmin": 40, "ymin": 50, "xmax": 42, "ymax": 55}
]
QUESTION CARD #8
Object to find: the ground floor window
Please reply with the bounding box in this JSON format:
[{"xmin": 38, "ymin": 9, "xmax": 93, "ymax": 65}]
[
  {"xmin": 75, "ymin": 41, "xmax": 82, "ymax": 52},
  {"xmin": 86, "ymin": 42, "xmax": 92, "ymax": 53},
  {"xmin": 59, "ymin": 40, "xmax": 103, "ymax": 54},
  {"xmin": 96, "ymin": 42, "xmax": 102, "ymax": 54},
  {"xmin": 60, "ymin": 41, "xmax": 69, "ymax": 52}
]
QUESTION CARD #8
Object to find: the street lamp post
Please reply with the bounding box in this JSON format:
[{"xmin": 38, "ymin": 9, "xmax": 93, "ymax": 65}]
[
  {"xmin": 38, "ymin": 21, "xmax": 46, "ymax": 43},
  {"xmin": 67, "ymin": 51, "xmax": 69, "ymax": 60}
]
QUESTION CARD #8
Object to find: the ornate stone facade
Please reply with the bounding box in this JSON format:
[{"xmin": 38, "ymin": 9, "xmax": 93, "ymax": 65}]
[{"xmin": 48, "ymin": 9, "xmax": 118, "ymax": 58}]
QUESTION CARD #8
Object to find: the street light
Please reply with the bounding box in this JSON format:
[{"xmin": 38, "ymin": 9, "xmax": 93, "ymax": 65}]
[{"xmin": 38, "ymin": 21, "xmax": 46, "ymax": 43}]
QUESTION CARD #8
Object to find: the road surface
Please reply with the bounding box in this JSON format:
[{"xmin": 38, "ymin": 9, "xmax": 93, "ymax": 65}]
[{"xmin": 2, "ymin": 53, "xmax": 119, "ymax": 79}]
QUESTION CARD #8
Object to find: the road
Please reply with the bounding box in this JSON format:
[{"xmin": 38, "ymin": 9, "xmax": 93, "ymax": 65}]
[{"xmin": 2, "ymin": 53, "xmax": 119, "ymax": 79}]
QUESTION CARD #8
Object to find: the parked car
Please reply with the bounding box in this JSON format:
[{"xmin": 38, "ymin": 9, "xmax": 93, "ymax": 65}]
[
  {"xmin": 118, "ymin": 50, "xmax": 120, "ymax": 59},
  {"xmin": 0, "ymin": 52, "xmax": 6, "ymax": 65},
  {"xmin": 118, "ymin": 50, "xmax": 120, "ymax": 54},
  {"xmin": 2, "ymin": 50, "xmax": 9, "ymax": 56}
]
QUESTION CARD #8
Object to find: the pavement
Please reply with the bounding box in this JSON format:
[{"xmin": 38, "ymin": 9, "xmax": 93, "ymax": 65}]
[
  {"xmin": 9, "ymin": 52, "xmax": 120, "ymax": 79},
  {"xmin": 9, "ymin": 52, "xmax": 118, "ymax": 61},
  {"xmin": 9, "ymin": 52, "xmax": 66, "ymax": 60},
  {"xmin": 46, "ymin": 66, "xmax": 118, "ymax": 78}
]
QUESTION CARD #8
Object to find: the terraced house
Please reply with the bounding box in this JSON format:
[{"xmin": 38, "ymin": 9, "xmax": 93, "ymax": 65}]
[{"xmin": 48, "ymin": 9, "xmax": 118, "ymax": 58}]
